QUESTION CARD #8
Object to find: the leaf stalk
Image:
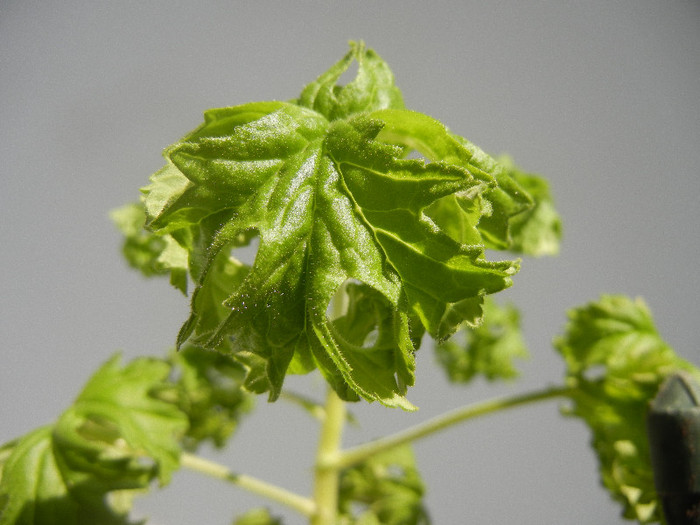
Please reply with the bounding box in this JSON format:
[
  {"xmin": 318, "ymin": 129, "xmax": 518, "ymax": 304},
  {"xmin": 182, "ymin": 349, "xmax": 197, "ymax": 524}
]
[
  {"xmin": 336, "ymin": 385, "xmax": 573, "ymax": 469},
  {"xmin": 180, "ymin": 452, "xmax": 316, "ymax": 517}
]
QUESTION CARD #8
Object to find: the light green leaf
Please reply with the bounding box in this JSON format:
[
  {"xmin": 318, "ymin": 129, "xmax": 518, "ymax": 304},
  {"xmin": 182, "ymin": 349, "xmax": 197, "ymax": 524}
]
[
  {"xmin": 139, "ymin": 43, "xmax": 522, "ymax": 408},
  {"xmin": 54, "ymin": 354, "xmax": 188, "ymax": 487},
  {"xmin": 295, "ymin": 41, "xmax": 404, "ymax": 121},
  {"xmin": 155, "ymin": 346, "xmax": 253, "ymax": 451},
  {"xmin": 233, "ymin": 508, "xmax": 282, "ymax": 525},
  {"xmin": 0, "ymin": 353, "xmax": 191, "ymax": 525},
  {"xmin": 0, "ymin": 426, "xmax": 141, "ymax": 525},
  {"xmin": 338, "ymin": 444, "xmax": 429, "ymax": 525},
  {"xmin": 111, "ymin": 202, "xmax": 189, "ymax": 293},
  {"xmin": 497, "ymin": 156, "xmax": 562, "ymax": 256},
  {"xmin": 436, "ymin": 298, "xmax": 528, "ymax": 383},
  {"xmin": 555, "ymin": 295, "xmax": 700, "ymax": 523}
]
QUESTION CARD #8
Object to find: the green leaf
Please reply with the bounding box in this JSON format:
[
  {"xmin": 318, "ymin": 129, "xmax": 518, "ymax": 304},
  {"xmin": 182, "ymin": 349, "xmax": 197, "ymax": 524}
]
[
  {"xmin": 468, "ymin": 157, "xmax": 533, "ymax": 251},
  {"xmin": 233, "ymin": 508, "xmax": 282, "ymax": 525},
  {"xmin": 295, "ymin": 41, "xmax": 404, "ymax": 121},
  {"xmin": 338, "ymin": 444, "xmax": 430, "ymax": 525},
  {"xmin": 497, "ymin": 156, "xmax": 562, "ymax": 256},
  {"xmin": 0, "ymin": 426, "xmax": 142, "ymax": 525},
  {"xmin": 54, "ymin": 354, "xmax": 188, "ymax": 487},
  {"xmin": 554, "ymin": 295, "xmax": 700, "ymax": 523},
  {"xmin": 0, "ymin": 354, "xmax": 190, "ymax": 525},
  {"xmin": 155, "ymin": 346, "xmax": 253, "ymax": 451},
  {"xmin": 111, "ymin": 202, "xmax": 189, "ymax": 293},
  {"xmin": 436, "ymin": 298, "xmax": 528, "ymax": 383},
  {"xmin": 179, "ymin": 246, "xmax": 251, "ymax": 354},
  {"xmin": 139, "ymin": 43, "xmax": 522, "ymax": 408}
]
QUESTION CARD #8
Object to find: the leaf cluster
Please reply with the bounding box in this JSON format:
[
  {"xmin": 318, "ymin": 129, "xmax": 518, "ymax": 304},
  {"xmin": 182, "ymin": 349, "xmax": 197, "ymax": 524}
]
[
  {"xmin": 11, "ymin": 41, "xmax": 694, "ymax": 525},
  {"xmin": 555, "ymin": 295, "xmax": 700, "ymax": 523},
  {"xmin": 338, "ymin": 445, "xmax": 429, "ymax": 525},
  {"xmin": 119, "ymin": 41, "xmax": 561, "ymax": 410},
  {"xmin": 0, "ymin": 351, "xmax": 251, "ymax": 525},
  {"xmin": 436, "ymin": 297, "xmax": 529, "ymax": 383}
]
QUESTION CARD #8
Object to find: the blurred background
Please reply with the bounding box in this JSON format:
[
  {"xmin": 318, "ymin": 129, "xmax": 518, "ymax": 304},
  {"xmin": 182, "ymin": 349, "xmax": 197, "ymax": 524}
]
[{"xmin": 1, "ymin": 1, "xmax": 699, "ymax": 523}]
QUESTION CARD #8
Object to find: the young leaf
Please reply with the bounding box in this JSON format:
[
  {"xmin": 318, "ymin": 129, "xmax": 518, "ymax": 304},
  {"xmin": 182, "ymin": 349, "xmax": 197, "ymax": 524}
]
[
  {"xmin": 54, "ymin": 354, "xmax": 188, "ymax": 488},
  {"xmin": 338, "ymin": 444, "xmax": 429, "ymax": 525},
  {"xmin": 156, "ymin": 345, "xmax": 253, "ymax": 450},
  {"xmin": 436, "ymin": 298, "xmax": 528, "ymax": 383},
  {"xmin": 233, "ymin": 508, "xmax": 282, "ymax": 525},
  {"xmin": 497, "ymin": 156, "xmax": 562, "ymax": 256},
  {"xmin": 295, "ymin": 40, "xmax": 404, "ymax": 121},
  {"xmin": 555, "ymin": 295, "xmax": 700, "ymax": 523},
  {"xmin": 111, "ymin": 202, "xmax": 189, "ymax": 293},
  {"xmin": 0, "ymin": 426, "xmax": 141, "ymax": 525},
  {"xmin": 0, "ymin": 354, "xmax": 190, "ymax": 525},
  {"xmin": 138, "ymin": 43, "xmax": 523, "ymax": 408}
]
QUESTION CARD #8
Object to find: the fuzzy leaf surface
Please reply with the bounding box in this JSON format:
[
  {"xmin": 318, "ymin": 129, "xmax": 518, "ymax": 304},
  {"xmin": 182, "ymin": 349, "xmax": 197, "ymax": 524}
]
[
  {"xmin": 295, "ymin": 41, "xmax": 404, "ymax": 121},
  {"xmin": 140, "ymin": 43, "xmax": 521, "ymax": 408}
]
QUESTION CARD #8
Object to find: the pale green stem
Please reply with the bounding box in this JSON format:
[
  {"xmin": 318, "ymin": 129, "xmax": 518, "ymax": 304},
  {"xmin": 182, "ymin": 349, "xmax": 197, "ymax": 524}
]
[
  {"xmin": 336, "ymin": 385, "xmax": 572, "ymax": 469},
  {"xmin": 310, "ymin": 387, "xmax": 347, "ymax": 525},
  {"xmin": 180, "ymin": 452, "xmax": 315, "ymax": 518}
]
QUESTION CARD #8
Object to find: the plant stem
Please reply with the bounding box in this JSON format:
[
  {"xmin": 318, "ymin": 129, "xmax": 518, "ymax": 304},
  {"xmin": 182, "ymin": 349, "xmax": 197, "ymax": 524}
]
[
  {"xmin": 336, "ymin": 385, "xmax": 573, "ymax": 469},
  {"xmin": 180, "ymin": 452, "xmax": 315, "ymax": 518},
  {"xmin": 310, "ymin": 387, "xmax": 347, "ymax": 525}
]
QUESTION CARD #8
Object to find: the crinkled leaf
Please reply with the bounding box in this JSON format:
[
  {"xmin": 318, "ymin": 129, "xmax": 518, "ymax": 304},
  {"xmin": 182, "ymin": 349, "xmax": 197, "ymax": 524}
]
[
  {"xmin": 469, "ymin": 161, "xmax": 533, "ymax": 251},
  {"xmin": 0, "ymin": 426, "xmax": 143, "ymax": 525},
  {"xmin": 324, "ymin": 282, "xmax": 416, "ymax": 408},
  {"xmin": 154, "ymin": 346, "xmax": 253, "ymax": 451},
  {"xmin": 54, "ymin": 354, "xmax": 188, "ymax": 487},
  {"xmin": 436, "ymin": 298, "xmax": 528, "ymax": 383},
  {"xmin": 0, "ymin": 354, "xmax": 189, "ymax": 525},
  {"xmin": 139, "ymin": 43, "xmax": 521, "ymax": 408},
  {"xmin": 295, "ymin": 41, "xmax": 404, "ymax": 121},
  {"xmin": 498, "ymin": 156, "xmax": 562, "ymax": 256},
  {"xmin": 555, "ymin": 295, "xmax": 700, "ymax": 523},
  {"xmin": 179, "ymin": 246, "xmax": 251, "ymax": 354},
  {"xmin": 233, "ymin": 508, "xmax": 282, "ymax": 525},
  {"xmin": 338, "ymin": 444, "xmax": 429, "ymax": 525},
  {"xmin": 111, "ymin": 202, "xmax": 189, "ymax": 293}
]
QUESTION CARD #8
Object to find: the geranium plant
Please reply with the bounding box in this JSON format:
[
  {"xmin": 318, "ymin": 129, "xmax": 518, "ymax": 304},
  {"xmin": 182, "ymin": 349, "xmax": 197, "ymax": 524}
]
[{"xmin": 1, "ymin": 41, "xmax": 697, "ymax": 525}]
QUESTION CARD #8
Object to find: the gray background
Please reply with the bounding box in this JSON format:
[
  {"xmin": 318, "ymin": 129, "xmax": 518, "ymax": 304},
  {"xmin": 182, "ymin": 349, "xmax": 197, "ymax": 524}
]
[{"xmin": 1, "ymin": 1, "xmax": 699, "ymax": 523}]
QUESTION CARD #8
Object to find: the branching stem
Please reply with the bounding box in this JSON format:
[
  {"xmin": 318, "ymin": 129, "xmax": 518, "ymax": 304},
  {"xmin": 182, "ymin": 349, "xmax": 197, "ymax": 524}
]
[
  {"xmin": 180, "ymin": 452, "xmax": 316, "ymax": 518},
  {"xmin": 310, "ymin": 387, "xmax": 347, "ymax": 525},
  {"xmin": 336, "ymin": 385, "xmax": 573, "ymax": 469},
  {"xmin": 183, "ymin": 385, "xmax": 572, "ymax": 523}
]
